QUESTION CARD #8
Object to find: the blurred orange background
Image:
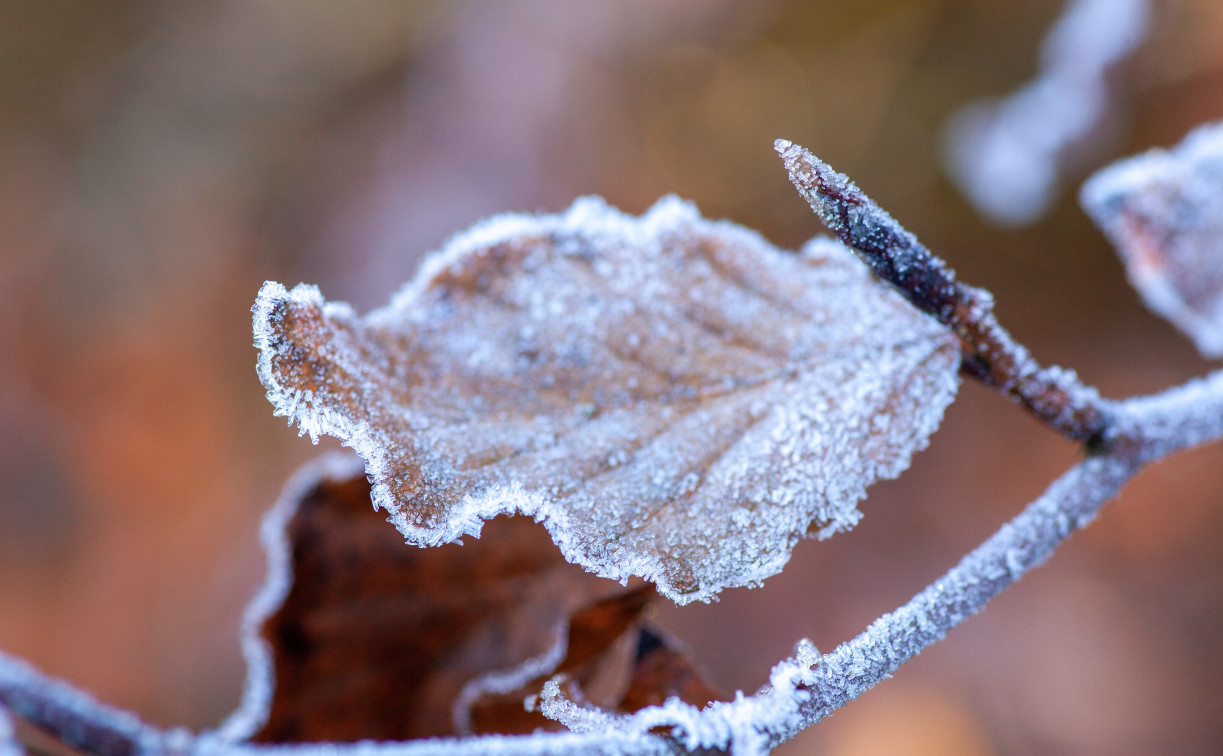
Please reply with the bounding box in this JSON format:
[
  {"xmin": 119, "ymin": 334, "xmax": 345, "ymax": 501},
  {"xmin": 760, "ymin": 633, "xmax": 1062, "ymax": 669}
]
[{"xmin": 2, "ymin": 1, "xmax": 1222, "ymax": 754}]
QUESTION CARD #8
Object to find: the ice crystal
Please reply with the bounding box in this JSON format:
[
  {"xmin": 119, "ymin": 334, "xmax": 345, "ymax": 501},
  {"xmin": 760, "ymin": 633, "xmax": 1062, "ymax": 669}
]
[
  {"xmin": 538, "ymin": 638, "xmax": 819, "ymax": 756},
  {"xmin": 253, "ymin": 195, "xmax": 959, "ymax": 603},
  {"xmin": 1081, "ymin": 121, "xmax": 1223, "ymax": 357}
]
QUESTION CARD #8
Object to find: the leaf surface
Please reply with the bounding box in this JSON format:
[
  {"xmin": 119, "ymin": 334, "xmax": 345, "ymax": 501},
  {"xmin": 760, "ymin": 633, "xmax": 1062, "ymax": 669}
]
[
  {"xmin": 230, "ymin": 455, "xmax": 706, "ymax": 742},
  {"xmin": 253, "ymin": 196, "xmax": 960, "ymax": 602},
  {"xmin": 1082, "ymin": 121, "xmax": 1223, "ymax": 357}
]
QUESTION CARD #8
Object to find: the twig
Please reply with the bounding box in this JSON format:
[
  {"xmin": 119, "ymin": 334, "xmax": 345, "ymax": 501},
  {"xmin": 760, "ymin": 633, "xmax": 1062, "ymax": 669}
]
[
  {"xmin": 0, "ymin": 651, "xmax": 166, "ymax": 756},
  {"xmin": 776, "ymin": 139, "xmax": 1110, "ymax": 446},
  {"xmin": 763, "ymin": 367, "xmax": 1223, "ymax": 750},
  {"xmin": 0, "ymin": 649, "xmax": 685, "ymax": 756}
]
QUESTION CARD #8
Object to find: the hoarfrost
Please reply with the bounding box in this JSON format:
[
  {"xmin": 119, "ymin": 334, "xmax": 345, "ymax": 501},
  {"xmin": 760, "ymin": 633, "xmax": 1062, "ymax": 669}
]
[
  {"xmin": 538, "ymin": 639, "xmax": 819, "ymax": 756},
  {"xmin": 254, "ymin": 195, "xmax": 960, "ymax": 603},
  {"xmin": 1081, "ymin": 121, "xmax": 1223, "ymax": 358},
  {"xmin": 943, "ymin": 0, "xmax": 1149, "ymax": 226}
]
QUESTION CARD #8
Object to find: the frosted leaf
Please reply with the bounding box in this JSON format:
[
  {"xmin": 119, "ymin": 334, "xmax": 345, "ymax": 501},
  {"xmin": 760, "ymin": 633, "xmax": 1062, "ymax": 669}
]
[
  {"xmin": 1081, "ymin": 122, "xmax": 1223, "ymax": 357},
  {"xmin": 221, "ymin": 454, "xmax": 646, "ymax": 743},
  {"xmin": 253, "ymin": 195, "xmax": 960, "ymax": 603}
]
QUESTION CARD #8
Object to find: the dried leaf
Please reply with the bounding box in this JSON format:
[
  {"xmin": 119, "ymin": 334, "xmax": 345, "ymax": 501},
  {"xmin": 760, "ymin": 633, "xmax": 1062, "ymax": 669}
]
[
  {"xmin": 1081, "ymin": 121, "xmax": 1223, "ymax": 357},
  {"xmin": 253, "ymin": 196, "xmax": 960, "ymax": 603},
  {"xmin": 232, "ymin": 455, "xmax": 639, "ymax": 743},
  {"xmin": 616, "ymin": 627, "xmax": 721, "ymax": 714},
  {"xmin": 459, "ymin": 588, "xmax": 651, "ymax": 737},
  {"xmin": 461, "ymin": 590, "xmax": 719, "ymax": 736}
]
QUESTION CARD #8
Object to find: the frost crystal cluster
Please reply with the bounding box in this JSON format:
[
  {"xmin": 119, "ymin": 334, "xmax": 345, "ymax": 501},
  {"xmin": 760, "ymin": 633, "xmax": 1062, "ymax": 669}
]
[{"xmin": 253, "ymin": 195, "xmax": 960, "ymax": 603}]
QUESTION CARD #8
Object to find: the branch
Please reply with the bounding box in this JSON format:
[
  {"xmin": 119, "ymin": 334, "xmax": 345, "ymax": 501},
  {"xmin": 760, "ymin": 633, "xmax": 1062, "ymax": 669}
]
[
  {"xmin": 762, "ymin": 367, "xmax": 1223, "ymax": 750},
  {"xmin": 7, "ymin": 372, "xmax": 1221, "ymax": 756},
  {"xmin": 1, "ymin": 143, "xmax": 1220, "ymax": 756},
  {"xmin": 0, "ymin": 649, "xmax": 685, "ymax": 756},
  {"xmin": 776, "ymin": 139, "xmax": 1110, "ymax": 445},
  {"xmin": 0, "ymin": 651, "xmax": 167, "ymax": 756}
]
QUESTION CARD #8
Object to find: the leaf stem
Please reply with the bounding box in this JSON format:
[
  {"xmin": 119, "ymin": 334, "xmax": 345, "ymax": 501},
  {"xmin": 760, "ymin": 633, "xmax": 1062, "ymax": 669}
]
[{"xmin": 776, "ymin": 139, "xmax": 1110, "ymax": 445}]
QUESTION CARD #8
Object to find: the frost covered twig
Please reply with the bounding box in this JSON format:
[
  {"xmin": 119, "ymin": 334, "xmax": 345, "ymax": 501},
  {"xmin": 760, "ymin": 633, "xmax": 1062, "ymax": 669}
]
[
  {"xmin": 776, "ymin": 139, "xmax": 1109, "ymax": 444},
  {"xmin": 4, "ymin": 370, "xmax": 1221, "ymax": 756},
  {"xmin": 760, "ymin": 366, "xmax": 1223, "ymax": 749},
  {"xmin": 3, "ymin": 126, "xmax": 1223, "ymax": 756},
  {"xmin": 0, "ymin": 649, "xmax": 684, "ymax": 756},
  {"xmin": 0, "ymin": 650, "xmax": 166, "ymax": 756}
]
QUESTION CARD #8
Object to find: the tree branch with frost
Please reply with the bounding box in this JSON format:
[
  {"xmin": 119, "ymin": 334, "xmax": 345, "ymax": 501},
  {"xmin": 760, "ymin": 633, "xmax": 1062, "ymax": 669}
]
[
  {"xmin": 5, "ymin": 360, "xmax": 1222, "ymax": 756},
  {"xmin": 776, "ymin": 139, "xmax": 1110, "ymax": 445},
  {"xmin": 0, "ymin": 649, "xmax": 165, "ymax": 756},
  {"xmin": 3, "ymin": 126, "xmax": 1223, "ymax": 756},
  {"xmin": 0, "ymin": 648, "xmax": 686, "ymax": 756},
  {"xmin": 520, "ymin": 371, "xmax": 1223, "ymax": 755},
  {"xmin": 761, "ymin": 367, "xmax": 1223, "ymax": 750}
]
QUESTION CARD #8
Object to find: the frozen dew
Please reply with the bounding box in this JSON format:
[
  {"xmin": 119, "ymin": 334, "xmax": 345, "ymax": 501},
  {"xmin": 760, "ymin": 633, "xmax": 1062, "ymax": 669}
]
[
  {"xmin": 1081, "ymin": 121, "xmax": 1223, "ymax": 358},
  {"xmin": 537, "ymin": 637, "xmax": 821, "ymax": 756},
  {"xmin": 253, "ymin": 195, "xmax": 960, "ymax": 604}
]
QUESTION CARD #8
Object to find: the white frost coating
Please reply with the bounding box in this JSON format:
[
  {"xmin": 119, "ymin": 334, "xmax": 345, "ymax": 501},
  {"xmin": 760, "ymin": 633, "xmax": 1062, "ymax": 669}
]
[
  {"xmin": 451, "ymin": 620, "xmax": 569, "ymax": 736},
  {"xmin": 0, "ymin": 705, "xmax": 21, "ymax": 756},
  {"xmin": 253, "ymin": 194, "xmax": 960, "ymax": 603},
  {"xmin": 943, "ymin": 0, "xmax": 1149, "ymax": 226},
  {"xmin": 1080, "ymin": 121, "xmax": 1223, "ymax": 357},
  {"xmin": 1120, "ymin": 367, "xmax": 1223, "ymax": 460},
  {"xmin": 538, "ymin": 638, "xmax": 820, "ymax": 756},
  {"xmin": 214, "ymin": 453, "xmax": 367, "ymax": 743},
  {"xmin": 192, "ymin": 730, "xmax": 676, "ymax": 756}
]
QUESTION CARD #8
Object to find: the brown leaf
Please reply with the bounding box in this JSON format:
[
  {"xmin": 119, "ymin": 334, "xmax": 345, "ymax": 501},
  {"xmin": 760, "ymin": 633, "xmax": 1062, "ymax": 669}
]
[
  {"xmin": 253, "ymin": 196, "xmax": 960, "ymax": 603},
  {"xmin": 617, "ymin": 627, "xmax": 721, "ymax": 714},
  {"xmin": 1081, "ymin": 122, "xmax": 1223, "ymax": 358},
  {"xmin": 238, "ymin": 456, "xmax": 643, "ymax": 743},
  {"xmin": 462, "ymin": 593, "xmax": 721, "ymax": 736}
]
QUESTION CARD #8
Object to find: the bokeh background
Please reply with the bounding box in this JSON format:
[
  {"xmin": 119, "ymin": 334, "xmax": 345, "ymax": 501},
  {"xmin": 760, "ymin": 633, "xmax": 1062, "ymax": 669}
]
[{"xmin": 2, "ymin": 1, "xmax": 1222, "ymax": 753}]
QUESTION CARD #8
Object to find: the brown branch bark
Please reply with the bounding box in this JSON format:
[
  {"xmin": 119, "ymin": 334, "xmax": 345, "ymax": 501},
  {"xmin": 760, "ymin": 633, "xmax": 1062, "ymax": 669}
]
[{"xmin": 776, "ymin": 139, "xmax": 1110, "ymax": 445}]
